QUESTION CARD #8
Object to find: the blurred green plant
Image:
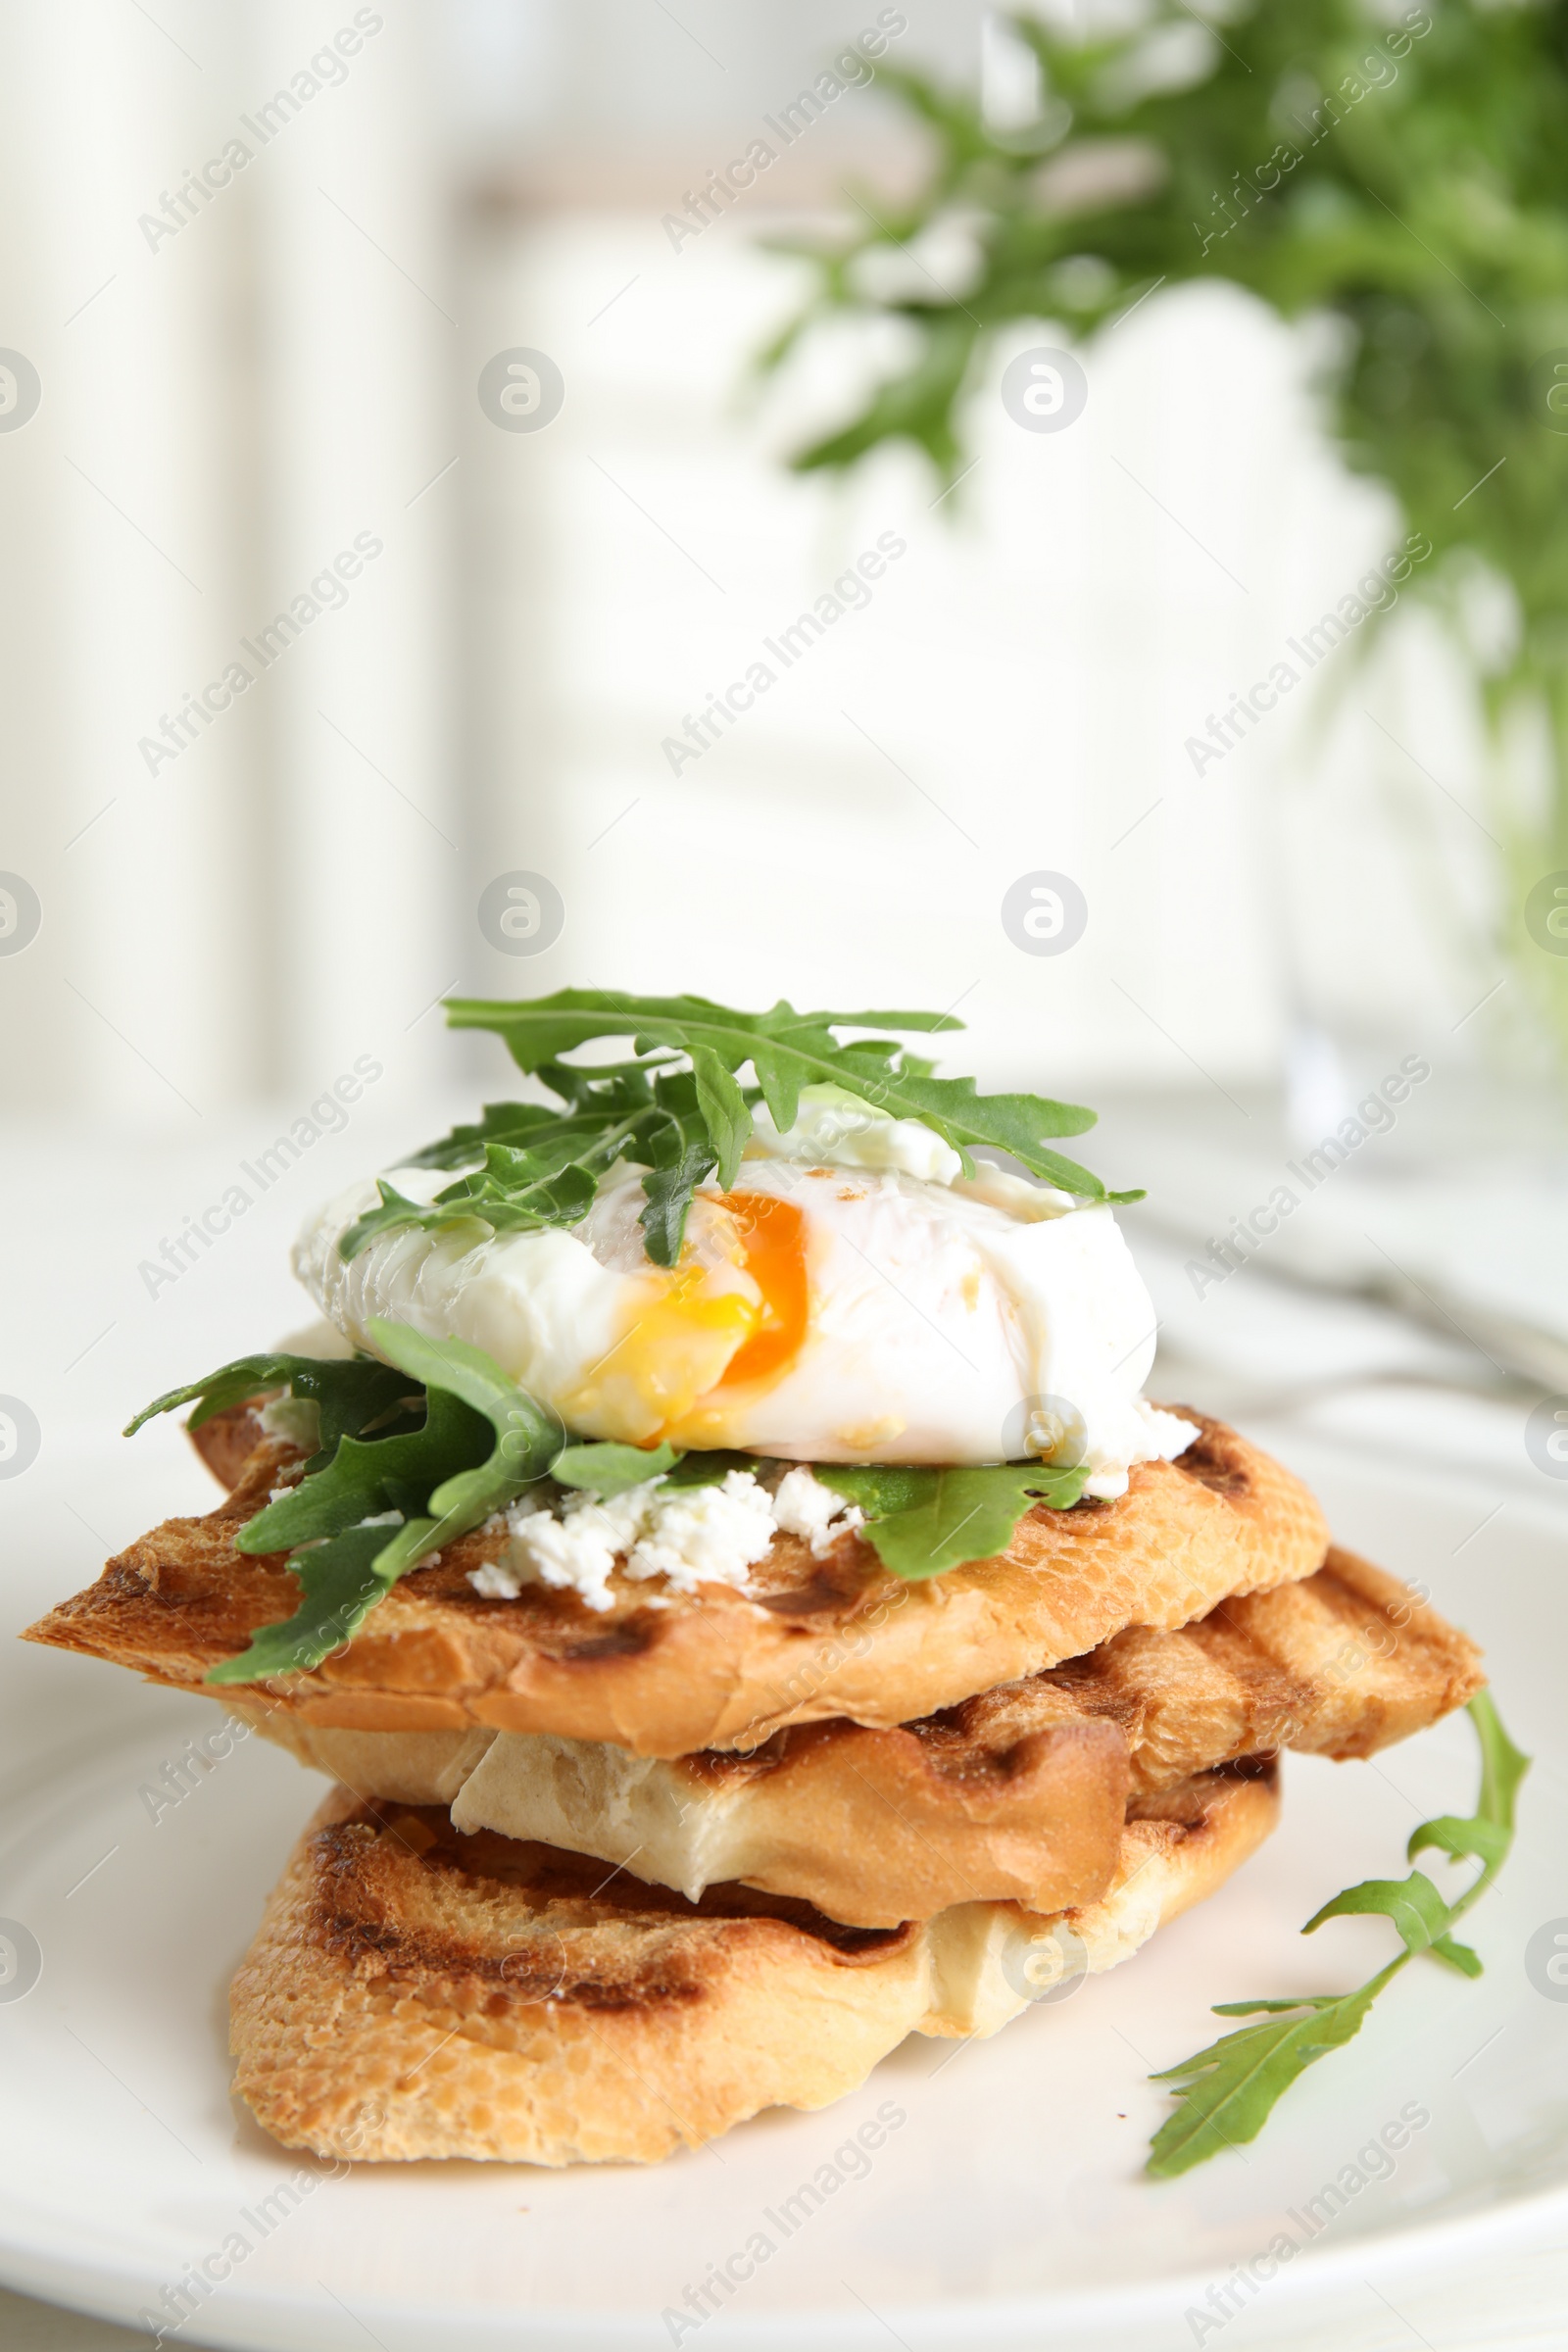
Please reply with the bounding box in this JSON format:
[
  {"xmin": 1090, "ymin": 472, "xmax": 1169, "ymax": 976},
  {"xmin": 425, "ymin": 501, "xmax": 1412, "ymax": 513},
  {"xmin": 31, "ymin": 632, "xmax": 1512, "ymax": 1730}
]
[{"xmin": 763, "ymin": 0, "xmax": 1568, "ymax": 1056}]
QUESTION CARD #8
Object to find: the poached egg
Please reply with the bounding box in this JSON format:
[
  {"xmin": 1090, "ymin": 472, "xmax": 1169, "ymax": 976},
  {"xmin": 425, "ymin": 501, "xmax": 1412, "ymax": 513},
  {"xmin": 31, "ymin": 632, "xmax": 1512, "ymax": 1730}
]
[{"xmin": 292, "ymin": 1090, "xmax": 1191, "ymax": 1495}]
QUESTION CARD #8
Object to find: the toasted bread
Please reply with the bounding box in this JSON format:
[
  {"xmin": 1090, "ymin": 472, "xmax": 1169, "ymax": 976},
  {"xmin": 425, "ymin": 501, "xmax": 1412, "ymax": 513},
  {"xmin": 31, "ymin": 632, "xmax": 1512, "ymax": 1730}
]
[
  {"xmin": 25, "ymin": 1410, "xmax": 1328, "ymax": 1756},
  {"xmin": 189, "ymin": 1404, "xmax": 270, "ymax": 1494},
  {"xmin": 233, "ymin": 1545, "xmax": 1475, "ymax": 1927},
  {"xmin": 228, "ymin": 1762, "xmax": 1279, "ymax": 2166},
  {"xmin": 1067, "ymin": 1546, "xmax": 1483, "ymax": 1786}
]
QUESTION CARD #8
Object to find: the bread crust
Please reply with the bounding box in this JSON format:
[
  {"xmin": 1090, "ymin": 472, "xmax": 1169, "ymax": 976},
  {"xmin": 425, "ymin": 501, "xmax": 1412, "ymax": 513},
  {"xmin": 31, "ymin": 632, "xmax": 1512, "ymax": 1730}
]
[
  {"xmin": 228, "ymin": 1763, "xmax": 1280, "ymax": 2166},
  {"xmin": 189, "ymin": 1404, "xmax": 269, "ymax": 1493},
  {"xmin": 25, "ymin": 1411, "xmax": 1329, "ymax": 1757}
]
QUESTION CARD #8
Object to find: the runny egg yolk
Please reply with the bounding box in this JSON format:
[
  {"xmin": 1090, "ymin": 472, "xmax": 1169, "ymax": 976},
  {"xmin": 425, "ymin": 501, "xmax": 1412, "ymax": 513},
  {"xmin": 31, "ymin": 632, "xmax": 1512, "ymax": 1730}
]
[
  {"xmin": 710, "ymin": 1192, "xmax": 809, "ymax": 1390},
  {"xmin": 561, "ymin": 1189, "xmax": 810, "ymax": 1446}
]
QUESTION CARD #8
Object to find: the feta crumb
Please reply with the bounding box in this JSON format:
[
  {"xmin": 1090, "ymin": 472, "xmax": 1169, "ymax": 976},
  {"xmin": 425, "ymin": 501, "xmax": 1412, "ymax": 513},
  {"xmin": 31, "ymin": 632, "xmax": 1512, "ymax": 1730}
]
[
  {"xmin": 622, "ymin": 1471, "xmax": 777, "ymax": 1594},
  {"xmin": 507, "ymin": 1482, "xmax": 665, "ymax": 1613},
  {"xmin": 771, "ymin": 1465, "xmax": 865, "ymax": 1557},
  {"xmin": 257, "ymin": 1390, "xmax": 321, "ymax": 1453},
  {"xmin": 357, "ymin": 1510, "xmax": 405, "ymax": 1529},
  {"xmin": 466, "ymin": 1466, "xmax": 830, "ymax": 1613}
]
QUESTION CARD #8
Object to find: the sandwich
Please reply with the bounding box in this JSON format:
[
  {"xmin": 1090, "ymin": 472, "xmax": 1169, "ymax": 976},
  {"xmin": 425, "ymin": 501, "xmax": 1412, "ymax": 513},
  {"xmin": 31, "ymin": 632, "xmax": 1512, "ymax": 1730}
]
[{"xmin": 24, "ymin": 989, "xmax": 1508, "ymax": 2174}]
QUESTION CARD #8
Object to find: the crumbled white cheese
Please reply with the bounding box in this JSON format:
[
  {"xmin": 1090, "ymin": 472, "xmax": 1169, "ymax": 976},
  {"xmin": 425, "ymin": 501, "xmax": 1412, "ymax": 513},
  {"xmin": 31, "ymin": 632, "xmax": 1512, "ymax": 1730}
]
[
  {"xmin": 257, "ymin": 1390, "xmax": 321, "ymax": 1453},
  {"xmin": 621, "ymin": 1472, "xmax": 777, "ymax": 1592},
  {"xmin": 469, "ymin": 1561, "xmax": 521, "ymax": 1599},
  {"xmin": 466, "ymin": 1464, "xmax": 862, "ymax": 1613},
  {"xmin": 357, "ymin": 1509, "xmax": 405, "ymax": 1529},
  {"xmin": 771, "ymin": 1465, "xmax": 865, "ymax": 1557},
  {"xmin": 491, "ymin": 1483, "xmax": 662, "ymax": 1613}
]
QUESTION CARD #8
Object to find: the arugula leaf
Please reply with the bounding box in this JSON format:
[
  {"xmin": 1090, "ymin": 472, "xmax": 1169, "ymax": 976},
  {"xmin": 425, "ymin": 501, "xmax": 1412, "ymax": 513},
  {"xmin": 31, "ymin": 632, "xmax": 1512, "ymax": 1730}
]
[
  {"xmin": 1429, "ymin": 1688, "xmax": 1530, "ymax": 1853},
  {"xmin": 1427, "ymin": 1933, "xmax": 1485, "ymax": 1980},
  {"xmin": 363, "ymin": 1318, "xmax": 561, "ymax": 1501},
  {"xmin": 663, "ymin": 1448, "xmax": 766, "ymax": 1488},
  {"xmin": 1144, "ymin": 1975, "xmax": 1394, "ymax": 2179},
  {"xmin": 340, "ymin": 1152, "xmax": 601, "ymax": 1261},
  {"xmin": 1302, "ymin": 1871, "xmax": 1454, "ymax": 1956},
  {"xmin": 690, "ymin": 1044, "xmax": 752, "ymax": 1192},
  {"xmin": 400, "ymin": 1097, "xmax": 603, "ymax": 1171},
  {"xmin": 446, "ymin": 990, "xmax": 958, "ymax": 1067},
  {"xmin": 234, "ymin": 1384, "xmax": 494, "ymax": 1553},
  {"xmin": 343, "ymin": 1062, "xmax": 720, "ymax": 1271},
  {"xmin": 1406, "ymin": 1813, "xmax": 1513, "ymax": 1870},
  {"xmin": 206, "ymin": 1524, "xmax": 406, "ymax": 1688},
  {"xmin": 1145, "ymin": 1691, "xmax": 1528, "ymax": 2179},
  {"xmin": 639, "ymin": 1140, "xmax": 718, "ymax": 1266},
  {"xmin": 124, "ymin": 1353, "xmax": 418, "ymax": 1465},
  {"xmin": 551, "ymin": 1440, "xmax": 682, "ymax": 1495},
  {"xmin": 338, "ymin": 1180, "xmax": 437, "ymax": 1259},
  {"xmin": 816, "ymin": 1460, "xmax": 1089, "ymax": 1579}
]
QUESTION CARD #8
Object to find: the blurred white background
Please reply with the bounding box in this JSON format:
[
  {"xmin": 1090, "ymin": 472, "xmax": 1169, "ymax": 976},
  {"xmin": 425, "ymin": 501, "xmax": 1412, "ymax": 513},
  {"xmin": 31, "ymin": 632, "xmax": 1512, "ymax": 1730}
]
[
  {"xmin": 0, "ymin": 0, "xmax": 1562, "ymax": 1470},
  {"xmin": 2, "ymin": 0, "xmax": 1478, "ymax": 1129}
]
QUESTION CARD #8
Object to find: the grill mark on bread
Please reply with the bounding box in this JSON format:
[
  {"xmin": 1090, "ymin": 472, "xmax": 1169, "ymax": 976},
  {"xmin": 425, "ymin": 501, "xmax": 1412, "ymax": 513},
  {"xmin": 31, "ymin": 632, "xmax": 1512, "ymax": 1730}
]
[
  {"xmin": 1212, "ymin": 1752, "xmax": 1280, "ymax": 1785},
  {"xmin": 556, "ymin": 1621, "xmax": 659, "ymax": 1662},
  {"xmin": 315, "ymin": 1869, "xmax": 709, "ymax": 2012},
  {"xmin": 306, "ymin": 1798, "xmax": 915, "ymax": 2016},
  {"xmin": 754, "ymin": 1557, "xmax": 879, "ymax": 1617},
  {"xmin": 1130, "ymin": 1752, "xmax": 1280, "ymax": 1810},
  {"xmin": 1167, "ymin": 1409, "xmax": 1253, "ymax": 1497},
  {"xmin": 307, "ymin": 1818, "xmax": 716, "ymax": 2014},
  {"xmin": 631, "ymin": 1545, "xmax": 1461, "ymax": 1810},
  {"xmin": 1110, "ymin": 1758, "xmax": 1279, "ymax": 1890}
]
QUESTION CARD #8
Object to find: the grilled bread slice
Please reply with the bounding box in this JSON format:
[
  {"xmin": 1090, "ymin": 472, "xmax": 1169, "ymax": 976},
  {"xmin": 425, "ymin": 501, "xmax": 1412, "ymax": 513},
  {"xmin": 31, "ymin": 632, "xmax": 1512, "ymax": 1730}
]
[
  {"xmin": 446, "ymin": 1547, "xmax": 1479, "ymax": 1922},
  {"xmin": 235, "ymin": 1546, "xmax": 1476, "ymax": 1927},
  {"xmin": 25, "ymin": 1410, "xmax": 1328, "ymax": 1756},
  {"xmin": 229, "ymin": 1762, "xmax": 1279, "ymax": 2167}
]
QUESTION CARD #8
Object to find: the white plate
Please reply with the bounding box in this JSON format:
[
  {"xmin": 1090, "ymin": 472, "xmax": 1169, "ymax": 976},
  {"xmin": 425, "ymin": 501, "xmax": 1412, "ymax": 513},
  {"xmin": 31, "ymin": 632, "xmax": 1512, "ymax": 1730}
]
[{"xmin": 3, "ymin": 1428, "xmax": 1568, "ymax": 2352}]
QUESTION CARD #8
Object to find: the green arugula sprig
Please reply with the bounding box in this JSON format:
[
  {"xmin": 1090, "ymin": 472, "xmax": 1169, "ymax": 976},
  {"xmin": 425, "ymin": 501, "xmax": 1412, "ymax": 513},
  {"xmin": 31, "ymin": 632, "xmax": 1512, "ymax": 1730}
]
[
  {"xmin": 819, "ymin": 1460, "xmax": 1089, "ymax": 1579},
  {"xmin": 1146, "ymin": 1691, "xmax": 1528, "ymax": 2179},
  {"xmin": 343, "ymin": 991, "xmax": 1140, "ymax": 1270}
]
